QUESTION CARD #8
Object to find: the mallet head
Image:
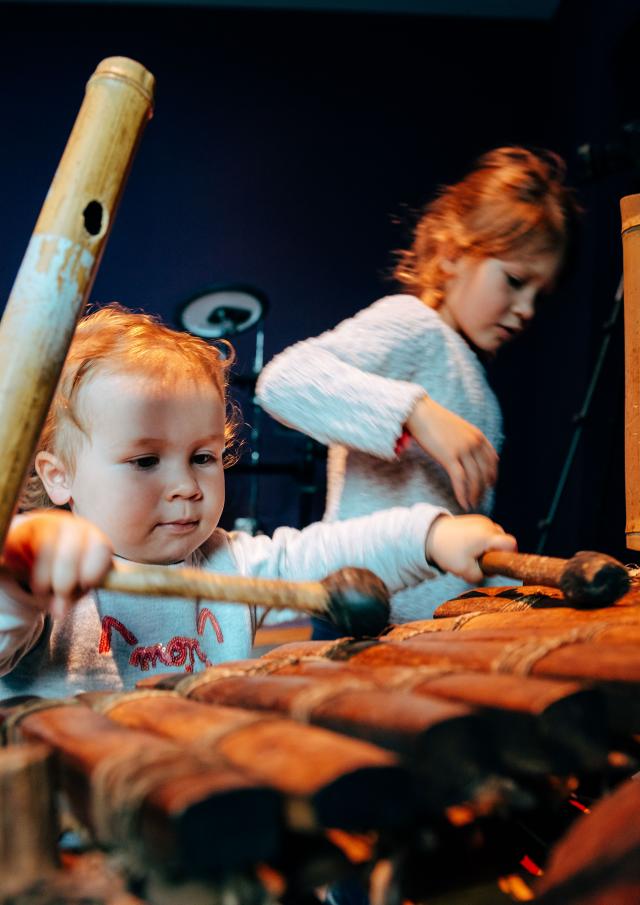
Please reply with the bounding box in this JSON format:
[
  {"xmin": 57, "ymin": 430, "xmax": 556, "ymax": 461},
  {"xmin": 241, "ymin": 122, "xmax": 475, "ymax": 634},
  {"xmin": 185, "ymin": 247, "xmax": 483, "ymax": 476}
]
[
  {"xmin": 321, "ymin": 567, "xmax": 390, "ymax": 637},
  {"xmin": 560, "ymin": 551, "xmax": 630, "ymax": 607}
]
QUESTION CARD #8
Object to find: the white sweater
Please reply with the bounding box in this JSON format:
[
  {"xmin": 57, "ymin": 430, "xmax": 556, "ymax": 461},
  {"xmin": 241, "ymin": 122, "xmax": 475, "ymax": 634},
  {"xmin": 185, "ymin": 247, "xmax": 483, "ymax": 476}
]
[
  {"xmin": 257, "ymin": 294, "xmax": 504, "ymax": 621},
  {"xmin": 0, "ymin": 503, "xmax": 443, "ymax": 698}
]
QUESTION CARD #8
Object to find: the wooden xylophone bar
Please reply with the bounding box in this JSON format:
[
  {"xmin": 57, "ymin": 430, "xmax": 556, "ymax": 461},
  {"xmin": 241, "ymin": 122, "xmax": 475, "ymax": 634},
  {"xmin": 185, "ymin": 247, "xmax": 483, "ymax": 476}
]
[
  {"xmin": 3, "ymin": 580, "xmax": 640, "ymax": 903},
  {"xmin": 130, "ymin": 581, "xmax": 640, "ymax": 902},
  {"xmin": 141, "ymin": 657, "xmax": 608, "ymax": 780},
  {"xmin": 0, "ymin": 697, "xmax": 283, "ymax": 879},
  {"xmin": 533, "ymin": 772, "xmax": 640, "ymax": 904},
  {"xmin": 81, "ymin": 688, "xmax": 416, "ymax": 834}
]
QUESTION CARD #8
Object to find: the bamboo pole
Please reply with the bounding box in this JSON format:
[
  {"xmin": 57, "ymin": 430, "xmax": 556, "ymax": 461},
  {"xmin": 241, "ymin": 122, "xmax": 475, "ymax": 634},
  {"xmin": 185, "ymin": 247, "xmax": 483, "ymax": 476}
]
[
  {"xmin": 621, "ymin": 194, "xmax": 640, "ymax": 550},
  {"xmin": 0, "ymin": 57, "xmax": 154, "ymax": 549}
]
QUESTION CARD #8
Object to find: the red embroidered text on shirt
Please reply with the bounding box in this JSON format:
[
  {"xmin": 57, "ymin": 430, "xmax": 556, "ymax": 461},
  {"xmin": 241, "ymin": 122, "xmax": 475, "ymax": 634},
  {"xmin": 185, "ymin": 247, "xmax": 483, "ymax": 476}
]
[
  {"xmin": 99, "ymin": 608, "xmax": 224, "ymax": 673},
  {"xmin": 99, "ymin": 616, "xmax": 138, "ymax": 653},
  {"xmin": 129, "ymin": 637, "xmax": 211, "ymax": 672},
  {"xmin": 197, "ymin": 606, "xmax": 223, "ymax": 642}
]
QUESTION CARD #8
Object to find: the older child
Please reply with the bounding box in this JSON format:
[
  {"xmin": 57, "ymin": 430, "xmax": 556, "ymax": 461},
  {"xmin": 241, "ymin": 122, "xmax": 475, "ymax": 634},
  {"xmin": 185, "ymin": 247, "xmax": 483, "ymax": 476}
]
[
  {"xmin": 257, "ymin": 146, "xmax": 580, "ymax": 627},
  {"xmin": 0, "ymin": 304, "xmax": 515, "ymax": 698}
]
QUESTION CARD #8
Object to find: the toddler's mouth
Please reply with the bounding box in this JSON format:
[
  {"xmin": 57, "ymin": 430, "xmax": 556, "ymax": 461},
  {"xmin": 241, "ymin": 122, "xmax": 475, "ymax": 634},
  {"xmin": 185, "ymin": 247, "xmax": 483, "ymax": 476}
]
[{"xmin": 157, "ymin": 519, "xmax": 199, "ymax": 533}]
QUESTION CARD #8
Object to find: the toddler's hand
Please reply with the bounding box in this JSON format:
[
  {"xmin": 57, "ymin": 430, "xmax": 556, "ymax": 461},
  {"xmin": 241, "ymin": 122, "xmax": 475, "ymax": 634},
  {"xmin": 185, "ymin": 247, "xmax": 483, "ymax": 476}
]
[
  {"xmin": 406, "ymin": 396, "xmax": 498, "ymax": 511},
  {"xmin": 3, "ymin": 510, "xmax": 113, "ymax": 618},
  {"xmin": 426, "ymin": 513, "xmax": 516, "ymax": 584}
]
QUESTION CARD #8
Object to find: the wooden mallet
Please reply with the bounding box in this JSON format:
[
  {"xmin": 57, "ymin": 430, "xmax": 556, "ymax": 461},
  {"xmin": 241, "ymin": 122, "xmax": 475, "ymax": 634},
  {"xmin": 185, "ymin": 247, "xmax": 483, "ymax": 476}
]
[
  {"xmin": 103, "ymin": 562, "xmax": 391, "ymax": 638},
  {"xmin": 479, "ymin": 549, "xmax": 631, "ymax": 608}
]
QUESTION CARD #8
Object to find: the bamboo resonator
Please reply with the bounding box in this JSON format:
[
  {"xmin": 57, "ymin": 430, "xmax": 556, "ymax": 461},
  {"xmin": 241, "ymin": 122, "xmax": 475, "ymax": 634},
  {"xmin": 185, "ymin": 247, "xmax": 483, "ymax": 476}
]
[
  {"xmin": 622, "ymin": 193, "xmax": 640, "ymax": 551},
  {"xmin": 0, "ymin": 57, "xmax": 154, "ymax": 550}
]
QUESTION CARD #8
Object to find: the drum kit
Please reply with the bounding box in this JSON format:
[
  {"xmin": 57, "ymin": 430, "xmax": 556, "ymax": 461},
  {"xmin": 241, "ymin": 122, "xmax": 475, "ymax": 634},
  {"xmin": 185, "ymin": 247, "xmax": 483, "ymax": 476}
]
[{"xmin": 178, "ymin": 283, "xmax": 326, "ymax": 536}]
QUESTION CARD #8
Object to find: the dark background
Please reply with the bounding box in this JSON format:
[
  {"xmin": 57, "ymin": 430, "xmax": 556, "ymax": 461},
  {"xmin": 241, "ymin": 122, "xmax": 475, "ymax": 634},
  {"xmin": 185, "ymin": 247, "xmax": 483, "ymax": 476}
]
[{"xmin": 1, "ymin": 0, "xmax": 639, "ymax": 562}]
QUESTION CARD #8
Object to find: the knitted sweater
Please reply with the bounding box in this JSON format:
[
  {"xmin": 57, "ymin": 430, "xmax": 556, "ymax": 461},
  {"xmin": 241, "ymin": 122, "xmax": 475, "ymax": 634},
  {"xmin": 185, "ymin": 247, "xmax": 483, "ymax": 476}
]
[
  {"xmin": 257, "ymin": 294, "xmax": 504, "ymax": 621},
  {"xmin": 0, "ymin": 503, "xmax": 443, "ymax": 698}
]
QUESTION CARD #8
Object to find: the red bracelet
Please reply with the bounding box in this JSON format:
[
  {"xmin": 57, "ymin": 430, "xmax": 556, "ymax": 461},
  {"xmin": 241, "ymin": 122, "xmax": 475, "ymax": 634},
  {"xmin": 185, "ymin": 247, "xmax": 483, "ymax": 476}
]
[{"xmin": 394, "ymin": 428, "xmax": 412, "ymax": 456}]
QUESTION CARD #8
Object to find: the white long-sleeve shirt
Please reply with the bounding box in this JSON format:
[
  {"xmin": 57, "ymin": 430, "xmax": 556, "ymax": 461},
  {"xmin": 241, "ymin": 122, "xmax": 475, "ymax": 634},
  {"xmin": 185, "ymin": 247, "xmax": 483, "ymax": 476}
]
[
  {"xmin": 257, "ymin": 294, "xmax": 504, "ymax": 621},
  {"xmin": 0, "ymin": 503, "xmax": 443, "ymax": 698}
]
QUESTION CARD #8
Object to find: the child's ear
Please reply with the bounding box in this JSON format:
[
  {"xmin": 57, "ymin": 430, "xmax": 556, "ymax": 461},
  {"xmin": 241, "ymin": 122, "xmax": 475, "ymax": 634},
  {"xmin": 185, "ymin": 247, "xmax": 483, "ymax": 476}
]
[
  {"xmin": 35, "ymin": 451, "xmax": 73, "ymax": 506},
  {"xmin": 439, "ymin": 243, "xmax": 462, "ymax": 277}
]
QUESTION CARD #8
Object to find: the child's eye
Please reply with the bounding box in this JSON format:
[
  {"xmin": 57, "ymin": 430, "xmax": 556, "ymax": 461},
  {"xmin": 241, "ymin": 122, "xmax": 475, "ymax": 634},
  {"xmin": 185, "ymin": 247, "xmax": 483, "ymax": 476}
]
[
  {"xmin": 192, "ymin": 452, "xmax": 217, "ymax": 466},
  {"xmin": 506, "ymin": 273, "xmax": 525, "ymax": 290},
  {"xmin": 131, "ymin": 456, "xmax": 159, "ymax": 470}
]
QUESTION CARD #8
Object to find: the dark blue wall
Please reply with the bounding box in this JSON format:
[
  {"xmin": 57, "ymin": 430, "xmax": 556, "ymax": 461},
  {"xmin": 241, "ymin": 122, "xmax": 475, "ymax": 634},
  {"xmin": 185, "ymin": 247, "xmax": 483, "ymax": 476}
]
[{"xmin": 1, "ymin": 0, "xmax": 638, "ymax": 561}]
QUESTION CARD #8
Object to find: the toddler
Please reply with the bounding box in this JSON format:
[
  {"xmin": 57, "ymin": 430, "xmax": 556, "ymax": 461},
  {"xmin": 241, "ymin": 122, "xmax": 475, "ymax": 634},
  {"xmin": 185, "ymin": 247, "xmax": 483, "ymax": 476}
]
[{"xmin": 0, "ymin": 304, "xmax": 515, "ymax": 697}]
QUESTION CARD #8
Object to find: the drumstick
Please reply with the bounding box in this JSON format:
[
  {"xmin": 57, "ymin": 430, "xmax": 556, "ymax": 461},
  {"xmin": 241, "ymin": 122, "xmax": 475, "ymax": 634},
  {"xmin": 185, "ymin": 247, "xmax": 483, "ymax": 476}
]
[
  {"xmin": 103, "ymin": 561, "xmax": 390, "ymax": 638},
  {"xmin": 479, "ymin": 550, "xmax": 630, "ymax": 607}
]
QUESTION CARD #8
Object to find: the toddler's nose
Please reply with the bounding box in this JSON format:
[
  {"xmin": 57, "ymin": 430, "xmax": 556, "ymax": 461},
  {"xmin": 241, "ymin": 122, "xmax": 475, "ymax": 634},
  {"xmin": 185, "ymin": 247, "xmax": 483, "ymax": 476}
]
[{"xmin": 167, "ymin": 469, "xmax": 201, "ymax": 499}]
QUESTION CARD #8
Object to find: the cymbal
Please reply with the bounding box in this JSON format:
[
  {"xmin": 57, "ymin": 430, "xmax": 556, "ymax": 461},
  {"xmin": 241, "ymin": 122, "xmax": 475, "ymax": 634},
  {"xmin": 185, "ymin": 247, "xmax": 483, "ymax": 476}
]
[{"xmin": 178, "ymin": 284, "xmax": 268, "ymax": 339}]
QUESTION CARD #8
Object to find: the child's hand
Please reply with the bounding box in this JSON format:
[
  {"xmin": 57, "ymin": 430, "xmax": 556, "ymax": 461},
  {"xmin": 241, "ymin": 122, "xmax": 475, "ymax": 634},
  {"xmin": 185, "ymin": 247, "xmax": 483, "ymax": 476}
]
[
  {"xmin": 406, "ymin": 396, "xmax": 498, "ymax": 511},
  {"xmin": 2, "ymin": 510, "xmax": 113, "ymax": 618},
  {"xmin": 426, "ymin": 513, "xmax": 516, "ymax": 584}
]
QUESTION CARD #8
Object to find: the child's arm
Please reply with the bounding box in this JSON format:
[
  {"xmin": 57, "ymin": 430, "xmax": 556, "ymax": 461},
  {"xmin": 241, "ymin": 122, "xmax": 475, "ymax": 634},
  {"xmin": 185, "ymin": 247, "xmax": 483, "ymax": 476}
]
[
  {"xmin": 425, "ymin": 513, "xmax": 516, "ymax": 583},
  {"xmin": 226, "ymin": 503, "xmax": 515, "ymax": 596},
  {"xmin": 3, "ymin": 510, "xmax": 114, "ymax": 615},
  {"xmin": 256, "ymin": 296, "xmax": 497, "ymax": 510},
  {"xmin": 256, "ymin": 297, "xmax": 431, "ymax": 457},
  {"xmin": 0, "ymin": 510, "xmax": 113, "ymax": 673},
  {"xmin": 405, "ymin": 396, "xmax": 498, "ymax": 511}
]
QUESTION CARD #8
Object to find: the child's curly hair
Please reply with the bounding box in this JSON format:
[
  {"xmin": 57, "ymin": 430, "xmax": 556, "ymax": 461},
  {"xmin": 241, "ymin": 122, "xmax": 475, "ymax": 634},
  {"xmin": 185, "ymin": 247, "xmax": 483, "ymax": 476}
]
[
  {"xmin": 21, "ymin": 302, "xmax": 240, "ymax": 510},
  {"xmin": 394, "ymin": 146, "xmax": 582, "ymax": 306}
]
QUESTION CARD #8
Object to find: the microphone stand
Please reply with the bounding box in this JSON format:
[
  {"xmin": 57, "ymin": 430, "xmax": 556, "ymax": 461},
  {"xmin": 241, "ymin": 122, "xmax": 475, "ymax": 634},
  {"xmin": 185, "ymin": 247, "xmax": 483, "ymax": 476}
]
[{"xmin": 233, "ymin": 326, "xmax": 265, "ymax": 536}]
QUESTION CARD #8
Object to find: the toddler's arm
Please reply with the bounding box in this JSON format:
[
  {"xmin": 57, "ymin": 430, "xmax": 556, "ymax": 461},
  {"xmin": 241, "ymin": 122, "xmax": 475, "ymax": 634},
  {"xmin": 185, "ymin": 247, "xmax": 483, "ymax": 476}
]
[
  {"xmin": 426, "ymin": 513, "xmax": 516, "ymax": 583},
  {"xmin": 3, "ymin": 510, "xmax": 114, "ymax": 615},
  {"xmin": 226, "ymin": 503, "xmax": 515, "ymax": 595},
  {"xmin": 0, "ymin": 510, "xmax": 113, "ymax": 673}
]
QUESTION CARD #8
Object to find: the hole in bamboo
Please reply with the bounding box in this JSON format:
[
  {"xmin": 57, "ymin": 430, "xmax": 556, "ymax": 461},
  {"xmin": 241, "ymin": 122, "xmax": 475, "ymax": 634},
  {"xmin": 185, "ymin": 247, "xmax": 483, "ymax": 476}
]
[{"xmin": 83, "ymin": 200, "xmax": 103, "ymax": 236}]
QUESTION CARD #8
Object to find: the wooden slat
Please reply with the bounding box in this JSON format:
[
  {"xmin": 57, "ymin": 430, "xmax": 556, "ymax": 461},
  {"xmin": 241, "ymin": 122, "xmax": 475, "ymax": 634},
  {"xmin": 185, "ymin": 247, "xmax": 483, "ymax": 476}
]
[{"xmin": 622, "ymin": 193, "xmax": 640, "ymax": 549}]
